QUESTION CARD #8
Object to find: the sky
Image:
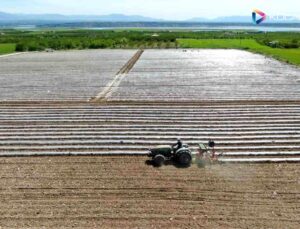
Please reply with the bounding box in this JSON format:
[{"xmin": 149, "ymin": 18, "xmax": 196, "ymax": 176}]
[{"xmin": 1, "ymin": 0, "xmax": 300, "ymax": 20}]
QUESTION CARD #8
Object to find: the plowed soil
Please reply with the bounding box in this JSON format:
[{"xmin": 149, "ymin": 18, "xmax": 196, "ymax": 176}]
[{"xmin": 0, "ymin": 156, "xmax": 298, "ymax": 229}]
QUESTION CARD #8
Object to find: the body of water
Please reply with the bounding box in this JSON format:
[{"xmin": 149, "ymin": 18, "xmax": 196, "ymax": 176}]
[{"xmin": 88, "ymin": 25, "xmax": 300, "ymax": 32}]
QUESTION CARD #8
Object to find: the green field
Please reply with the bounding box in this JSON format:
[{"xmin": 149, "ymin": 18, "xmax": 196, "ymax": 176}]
[
  {"xmin": 178, "ymin": 39, "xmax": 300, "ymax": 66},
  {"xmin": 0, "ymin": 43, "xmax": 16, "ymax": 55}
]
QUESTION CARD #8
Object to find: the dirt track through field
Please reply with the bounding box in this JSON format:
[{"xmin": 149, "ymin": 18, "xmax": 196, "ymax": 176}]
[{"xmin": 92, "ymin": 50, "xmax": 144, "ymax": 102}]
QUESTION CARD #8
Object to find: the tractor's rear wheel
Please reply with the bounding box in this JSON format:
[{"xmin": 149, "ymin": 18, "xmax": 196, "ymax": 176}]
[
  {"xmin": 153, "ymin": 154, "xmax": 165, "ymax": 167},
  {"xmin": 178, "ymin": 152, "xmax": 192, "ymax": 167}
]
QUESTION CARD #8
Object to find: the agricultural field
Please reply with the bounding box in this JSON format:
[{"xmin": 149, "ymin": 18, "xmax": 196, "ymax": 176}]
[
  {"xmin": 110, "ymin": 49, "xmax": 300, "ymax": 101},
  {"xmin": 0, "ymin": 50, "xmax": 136, "ymax": 101},
  {"xmin": 0, "ymin": 48, "xmax": 299, "ymax": 228},
  {"xmin": 0, "ymin": 103, "xmax": 299, "ymax": 160},
  {"xmin": 0, "ymin": 43, "xmax": 15, "ymax": 55},
  {"xmin": 0, "ymin": 156, "xmax": 298, "ymax": 228}
]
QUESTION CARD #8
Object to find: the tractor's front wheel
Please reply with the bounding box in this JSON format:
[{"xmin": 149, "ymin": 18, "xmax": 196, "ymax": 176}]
[{"xmin": 153, "ymin": 154, "xmax": 165, "ymax": 167}]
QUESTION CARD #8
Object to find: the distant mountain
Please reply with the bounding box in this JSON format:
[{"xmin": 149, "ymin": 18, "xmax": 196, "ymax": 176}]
[
  {"xmin": 212, "ymin": 16, "xmax": 251, "ymax": 23},
  {"xmin": 84, "ymin": 14, "xmax": 160, "ymax": 22},
  {"xmin": 0, "ymin": 12, "xmax": 160, "ymax": 22},
  {"xmin": 0, "ymin": 11, "xmax": 299, "ymax": 25},
  {"xmin": 185, "ymin": 17, "xmax": 209, "ymax": 22},
  {"xmin": 0, "ymin": 12, "xmax": 14, "ymax": 20}
]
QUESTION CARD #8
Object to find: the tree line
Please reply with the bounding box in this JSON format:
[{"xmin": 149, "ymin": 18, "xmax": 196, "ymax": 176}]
[{"xmin": 0, "ymin": 29, "xmax": 298, "ymax": 51}]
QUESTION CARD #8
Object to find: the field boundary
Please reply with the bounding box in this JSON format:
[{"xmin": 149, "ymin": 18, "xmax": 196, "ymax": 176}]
[
  {"xmin": 0, "ymin": 151, "xmax": 299, "ymax": 164},
  {"xmin": 91, "ymin": 49, "xmax": 144, "ymax": 102},
  {"xmin": 1, "ymin": 100, "xmax": 300, "ymax": 107},
  {"xmin": 0, "ymin": 52, "xmax": 25, "ymax": 58}
]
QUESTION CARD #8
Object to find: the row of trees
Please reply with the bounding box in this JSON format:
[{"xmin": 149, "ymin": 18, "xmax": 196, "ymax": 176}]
[
  {"xmin": 1, "ymin": 29, "xmax": 299, "ymax": 52},
  {"xmin": 15, "ymin": 39, "xmax": 116, "ymax": 51},
  {"xmin": 15, "ymin": 39, "xmax": 178, "ymax": 51},
  {"xmin": 3, "ymin": 30, "xmax": 248, "ymax": 52}
]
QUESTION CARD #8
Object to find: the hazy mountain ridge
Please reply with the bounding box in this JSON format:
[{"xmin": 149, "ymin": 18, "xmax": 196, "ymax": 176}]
[
  {"xmin": 0, "ymin": 12, "xmax": 299, "ymax": 23},
  {"xmin": 0, "ymin": 12, "xmax": 159, "ymax": 22}
]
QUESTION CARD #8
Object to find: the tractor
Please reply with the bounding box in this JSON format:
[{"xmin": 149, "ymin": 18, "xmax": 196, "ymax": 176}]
[
  {"xmin": 148, "ymin": 144, "xmax": 192, "ymax": 167},
  {"xmin": 148, "ymin": 140, "xmax": 217, "ymax": 167}
]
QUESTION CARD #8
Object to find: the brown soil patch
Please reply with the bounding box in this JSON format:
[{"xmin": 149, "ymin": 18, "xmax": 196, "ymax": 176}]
[{"xmin": 0, "ymin": 156, "xmax": 298, "ymax": 228}]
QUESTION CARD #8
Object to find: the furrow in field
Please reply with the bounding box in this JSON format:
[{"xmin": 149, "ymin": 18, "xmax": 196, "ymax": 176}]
[
  {"xmin": 0, "ymin": 125, "xmax": 299, "ymax": 130},
  {"xmin": 0, "ymin": 145, "xmax": 299, "ymax": 151},
  {"xmin": 0, "ymin": 134, "xmax": 299, "ymax": 140},
  {"xmin": 0, "ymin": 150, "xmax": 299, "ymax": 159},
  {"xmin": 0, "ymin": 139, "xmax": 300, "ymax": 146},
  {"xmin": 0, "ymin": 117, "xmax": 298, "ymax": 124},
  {"xmin": 219, "ymin": 158, "xmax": 300, "ymax": 163},
  {"xmin": 1, "ymin": 114, "xmax": 300, "ymax": 120}
]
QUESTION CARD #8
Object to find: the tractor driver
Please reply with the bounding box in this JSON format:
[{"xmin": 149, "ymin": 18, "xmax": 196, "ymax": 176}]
[{"xmin": 172, "ymin": 138, "xmax": 183, "ymax": 152}]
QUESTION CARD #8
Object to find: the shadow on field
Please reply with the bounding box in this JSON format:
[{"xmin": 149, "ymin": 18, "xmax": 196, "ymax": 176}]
[{"xmin": 145, "ymin": 159, "xmax": 192, "ymax": 169}]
